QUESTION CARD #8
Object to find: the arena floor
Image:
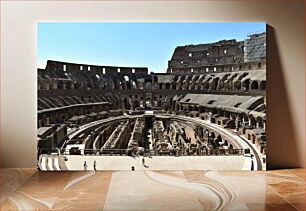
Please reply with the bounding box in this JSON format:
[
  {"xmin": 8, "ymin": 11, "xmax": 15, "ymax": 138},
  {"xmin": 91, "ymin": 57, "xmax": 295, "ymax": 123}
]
[{"xmin": 62, "ymin": 155, "xmax": 253, "ymax": 170}]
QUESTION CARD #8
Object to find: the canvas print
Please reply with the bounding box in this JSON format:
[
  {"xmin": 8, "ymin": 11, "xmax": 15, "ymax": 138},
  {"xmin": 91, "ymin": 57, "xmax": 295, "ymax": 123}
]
[{"xmin": 37, "ymin": 22, "xmax": 266, "ymax": 171}]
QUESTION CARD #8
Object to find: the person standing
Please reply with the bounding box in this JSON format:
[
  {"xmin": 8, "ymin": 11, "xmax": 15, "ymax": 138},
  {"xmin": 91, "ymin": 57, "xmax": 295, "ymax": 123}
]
[
  {"xmin": 251, "ymin": 154, "xmax": 254, "ymax": 171},
  {"xmin": 93, "ymin": 160, "xmax": 97, "ymax": 171},
  {"xmin": 84, "ymin": 161, "xmax": 87, "ymax": 170},
  {"xmin": 142, "ymin": 156, "xmax": 149, "ymax": 168}
]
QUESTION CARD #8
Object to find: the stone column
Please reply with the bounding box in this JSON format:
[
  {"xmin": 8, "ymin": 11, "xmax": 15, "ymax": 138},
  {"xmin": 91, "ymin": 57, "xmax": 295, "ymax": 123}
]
[
  {"xmin": 263, "ymin": 121, "xmax": 266, "ymax": 130},
  {"xmin": 235, "ymin": 116, "xmax": 241, "ymax": 131},
  {"xmin": 256, "ymin": 121, "xmax": 260, "ymax": 128},
  {"xmin": 248, "ymin": 117, "xmax": 252, "ymax": 126},
  {"xmin": 208, "ymin": 112, "xmax": 212, "ymax": 124}
]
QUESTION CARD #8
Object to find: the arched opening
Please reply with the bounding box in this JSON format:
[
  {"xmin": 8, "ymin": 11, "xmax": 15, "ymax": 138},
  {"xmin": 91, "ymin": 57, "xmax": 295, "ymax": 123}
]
[
  {"xmin": 215, "ymin": 135, "xmax": 222, "ymax": 147},
  {"xmin": 249, "ymin": 116, "xmax": 256, "ymax": 128},
  {"xmin": 124, "ymin": 76, "xmax": 130, "ymax": 89},
  {"xmin": 260, "ymin": 81, "xmax": 266, "ymax": 90},
  {"xmin": 205, "ymin": 82, "xmax": 210, "ymax": 90},
  {"xmin": 250, "ymin": 81, "xmax": 259, "ymax": 90},
  {"xmin": 61, "ymin": 115, "xmax": 66, "ymax": 123},
  {"xmin": 210, "ymin": 132, "xmax": 215, "ymax": 139},
  {"xmin": 194, "ymin": 106, "xmax": 199, "ymax": 112},
  {"xmin": 145, "ymin": 82, "xmax": 152, "ymax": 90},
  {"xmin": 165, "ymin": 83, "xmax": 170, "ymax": 89},
  {"xmin": 123, "ymin": 98, "xmax": 129, "ymax": 109},
  {"xmin": 133, "ymin": 100, "xmax": 140, "ymax": 109},
  {"xmin": 126, "ymin": 81, "xmax": 132, "ymax": 89},
  {"xmin": 242, "ymin": 79, "xmax": 250, "ymax": 91},
  {"xmin": 66, "ymin": 82, "xmax": 73, "ymax": 90},
  {"xmin": 74, "ymin": 81, "xmax": 81, "ymax": 89},
  {"xmin": 214, "ymin": 77, "xmax": 220, "ymax": 90},
  {"xmin": 257, "ymin": 117, "xmax": 264, "ymax": 128},
  {"xmin": 209, "ymin": 131, "xmax": 215, "ymax": 145},
  {"xmin": 218, "ymin": 81, "xmax": 224, "ymax": 90},
  {"xmin": 235, "ymin": 81, "xmax": 241, "ymax": 90},
  {"xmin": 87, "ymin": 81, "xmax": 93, "ymax": 89},
  {"xmin": 116, "ymin": 80, "xmax": 122, "ymax": 89},
  {"xmin": 57, "ymin": 81, "xmax": 64, "ymax": 90}
]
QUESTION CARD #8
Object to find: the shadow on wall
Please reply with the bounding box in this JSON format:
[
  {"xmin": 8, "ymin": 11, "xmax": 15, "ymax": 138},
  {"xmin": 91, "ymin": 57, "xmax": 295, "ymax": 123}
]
[{"xmin": 266, "ymin": 25, "xmax": 300, "ymax": 170}]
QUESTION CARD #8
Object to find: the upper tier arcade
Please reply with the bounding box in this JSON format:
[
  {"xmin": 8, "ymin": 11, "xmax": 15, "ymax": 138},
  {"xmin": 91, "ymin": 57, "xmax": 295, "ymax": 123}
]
[{"xmin": 167, "ymin": 32, "xmax": 266, "ymax": 74}]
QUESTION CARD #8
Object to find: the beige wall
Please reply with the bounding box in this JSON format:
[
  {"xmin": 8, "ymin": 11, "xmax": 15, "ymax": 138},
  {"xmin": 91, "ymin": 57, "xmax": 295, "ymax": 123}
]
[{"xmin": 1, "ymin": 1, "xmax": 304, "ymax": 168}]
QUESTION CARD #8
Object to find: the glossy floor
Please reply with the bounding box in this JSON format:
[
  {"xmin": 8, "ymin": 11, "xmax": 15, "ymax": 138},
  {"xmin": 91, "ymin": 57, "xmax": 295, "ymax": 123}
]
[{"xmin": 0, "ymin": 169, "xmax": 304, "ymax": 210}]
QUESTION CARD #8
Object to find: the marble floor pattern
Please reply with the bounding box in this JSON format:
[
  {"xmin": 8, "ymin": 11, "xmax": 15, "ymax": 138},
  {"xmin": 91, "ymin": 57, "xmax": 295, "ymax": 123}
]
[{"xmin": 0, "ymin": 169, "xmax": 304, "ymax": 211}]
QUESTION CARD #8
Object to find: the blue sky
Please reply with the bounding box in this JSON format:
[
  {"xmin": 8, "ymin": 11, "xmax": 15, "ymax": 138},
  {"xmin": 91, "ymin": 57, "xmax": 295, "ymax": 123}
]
[{"xmin": 37, "ymin": 22, "xmax": 265, "ymax": 72}]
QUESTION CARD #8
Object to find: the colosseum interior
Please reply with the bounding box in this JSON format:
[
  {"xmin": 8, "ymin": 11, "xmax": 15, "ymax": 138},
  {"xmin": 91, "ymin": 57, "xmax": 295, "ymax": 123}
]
[{"xmin": 37, "ymin": 32, "xmax": 266, "ymax": 171}]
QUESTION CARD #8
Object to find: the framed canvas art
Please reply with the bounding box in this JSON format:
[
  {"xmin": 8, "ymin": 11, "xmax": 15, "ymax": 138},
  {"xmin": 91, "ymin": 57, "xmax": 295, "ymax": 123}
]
[{"xmin": 37, "ymin": 22, "xmax": 266, "ymax": 171}]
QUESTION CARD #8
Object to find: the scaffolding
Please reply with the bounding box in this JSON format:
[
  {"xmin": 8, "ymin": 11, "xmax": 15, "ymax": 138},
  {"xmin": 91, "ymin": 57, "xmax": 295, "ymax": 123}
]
[{"xmin": 244, "ymin": 32, "xmax": 266, "ymax": 62}]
